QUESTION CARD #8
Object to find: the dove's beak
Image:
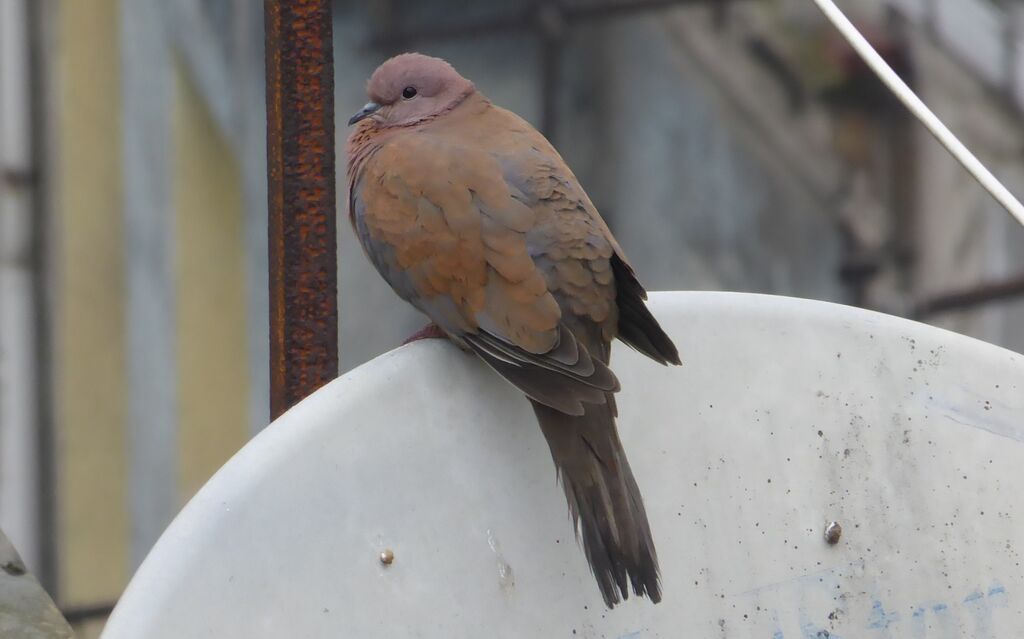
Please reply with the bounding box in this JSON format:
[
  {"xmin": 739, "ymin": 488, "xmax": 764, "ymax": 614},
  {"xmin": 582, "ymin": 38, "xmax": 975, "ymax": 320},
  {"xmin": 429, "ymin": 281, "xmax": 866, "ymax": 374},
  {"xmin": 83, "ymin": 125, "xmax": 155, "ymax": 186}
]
[{"xmin": 348, "ymin": 102, "xmax": 381, "ymax": 126}]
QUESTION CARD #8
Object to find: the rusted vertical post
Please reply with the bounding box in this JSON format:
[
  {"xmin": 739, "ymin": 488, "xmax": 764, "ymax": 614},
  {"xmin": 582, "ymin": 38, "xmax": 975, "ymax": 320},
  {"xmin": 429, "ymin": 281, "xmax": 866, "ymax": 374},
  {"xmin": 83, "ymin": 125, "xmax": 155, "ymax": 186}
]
[{"xmin": 265, "ymin": 0, "xmax": 338, "ymax": 420}]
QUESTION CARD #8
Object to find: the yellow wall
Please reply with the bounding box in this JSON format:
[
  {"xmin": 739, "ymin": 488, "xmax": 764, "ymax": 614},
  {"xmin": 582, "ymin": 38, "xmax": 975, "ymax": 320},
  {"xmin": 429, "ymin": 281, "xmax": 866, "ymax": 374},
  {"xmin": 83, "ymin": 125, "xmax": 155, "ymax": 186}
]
[
  {"xmin": 51, "ymin": 7, "xmax": 251, "ymax": 635},
  {"xmin": 54, "ymin": 0, "xmax": 128, "ymax": 609},
  {"xmin": 173, "ymin": 62, "xmax": 250, "ymax": 500}
]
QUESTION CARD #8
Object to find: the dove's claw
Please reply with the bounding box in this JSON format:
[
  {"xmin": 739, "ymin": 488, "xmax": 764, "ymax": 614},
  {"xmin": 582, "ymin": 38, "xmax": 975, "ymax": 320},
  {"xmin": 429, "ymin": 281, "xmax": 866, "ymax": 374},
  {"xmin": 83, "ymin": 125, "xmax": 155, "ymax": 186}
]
[{"xmin": 402, "ymin": 323, "xmax": 447, "ymax": 345}]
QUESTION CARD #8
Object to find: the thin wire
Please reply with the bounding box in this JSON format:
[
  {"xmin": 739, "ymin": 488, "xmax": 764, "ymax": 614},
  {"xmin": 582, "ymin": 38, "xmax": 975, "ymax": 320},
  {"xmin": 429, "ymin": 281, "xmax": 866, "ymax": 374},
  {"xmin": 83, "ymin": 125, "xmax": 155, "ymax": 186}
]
[{"xmin": 810, "ymin": 0, "xmax": 1024, "ymax": 227}]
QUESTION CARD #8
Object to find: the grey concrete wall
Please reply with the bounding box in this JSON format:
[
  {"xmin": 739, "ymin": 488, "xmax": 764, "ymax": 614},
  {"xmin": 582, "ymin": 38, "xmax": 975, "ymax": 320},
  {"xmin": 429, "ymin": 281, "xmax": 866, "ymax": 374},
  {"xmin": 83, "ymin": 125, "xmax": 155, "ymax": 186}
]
[
  {"xmin": 909, "ymin": 24, "xmax": 1024, "ymax": 354},
  {"xmin": 122, "ymin": 0, "xmax": 179, "ymax": 569},
  {"xmin": 572, "ymin": 16, "xmax": 844, "ymax": 300}
]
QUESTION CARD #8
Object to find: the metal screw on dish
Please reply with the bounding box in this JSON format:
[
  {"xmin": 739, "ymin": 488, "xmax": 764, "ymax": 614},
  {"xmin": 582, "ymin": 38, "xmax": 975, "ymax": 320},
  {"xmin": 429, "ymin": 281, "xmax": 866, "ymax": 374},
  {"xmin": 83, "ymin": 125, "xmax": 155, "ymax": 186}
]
[
  {"xmin": 379, "ymin": 549, "xmax": 395, "ymax": 566},
  {"xmin": 824, "ymin": 521, "xmax": 842, "ymax": 545}
]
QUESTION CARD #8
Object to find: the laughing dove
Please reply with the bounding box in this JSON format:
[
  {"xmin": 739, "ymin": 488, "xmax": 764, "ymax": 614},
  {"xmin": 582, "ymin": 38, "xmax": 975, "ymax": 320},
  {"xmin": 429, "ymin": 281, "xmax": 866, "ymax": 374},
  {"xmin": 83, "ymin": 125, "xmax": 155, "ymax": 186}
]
[{"xmin": 346, "ymin": 53, "xmax": 680, "ymax": 608}]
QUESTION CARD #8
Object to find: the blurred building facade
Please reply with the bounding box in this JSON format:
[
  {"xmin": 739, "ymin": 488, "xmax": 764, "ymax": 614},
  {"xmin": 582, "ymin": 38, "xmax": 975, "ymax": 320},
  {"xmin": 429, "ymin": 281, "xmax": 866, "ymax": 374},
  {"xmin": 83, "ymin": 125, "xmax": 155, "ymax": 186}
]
[
  {"xmin": 1, "ymin": 1, "xmax": 264, "ymax": 635},
  {"xmin": 0, "ymin": 0, "xmax": 1023, "ymax": 634}
]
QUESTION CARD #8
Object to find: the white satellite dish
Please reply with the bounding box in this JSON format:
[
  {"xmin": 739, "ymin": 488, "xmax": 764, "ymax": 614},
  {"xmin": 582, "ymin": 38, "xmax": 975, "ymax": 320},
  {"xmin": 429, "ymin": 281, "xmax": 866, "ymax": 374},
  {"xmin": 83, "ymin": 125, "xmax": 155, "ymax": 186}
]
[{"xmin": 102, "ymin": 292, "xmax": 1024, "ymax": 638}]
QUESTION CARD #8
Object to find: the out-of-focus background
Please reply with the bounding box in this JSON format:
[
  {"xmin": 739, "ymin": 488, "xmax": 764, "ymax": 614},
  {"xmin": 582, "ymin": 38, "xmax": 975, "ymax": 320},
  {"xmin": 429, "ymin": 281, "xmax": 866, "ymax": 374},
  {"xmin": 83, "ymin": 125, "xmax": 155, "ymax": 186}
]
[{"xmin": 1, "ymin": 0, "xmax": 1023, "ymax": 635}]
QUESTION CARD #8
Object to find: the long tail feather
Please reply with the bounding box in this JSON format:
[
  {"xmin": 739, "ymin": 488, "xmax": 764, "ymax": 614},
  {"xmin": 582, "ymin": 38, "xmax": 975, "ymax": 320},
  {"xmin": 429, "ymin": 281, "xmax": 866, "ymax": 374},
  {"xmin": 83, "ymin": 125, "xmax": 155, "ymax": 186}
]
[{"xmin": 531, "ymin": 399, "xmax": 661, "ymax": 608}]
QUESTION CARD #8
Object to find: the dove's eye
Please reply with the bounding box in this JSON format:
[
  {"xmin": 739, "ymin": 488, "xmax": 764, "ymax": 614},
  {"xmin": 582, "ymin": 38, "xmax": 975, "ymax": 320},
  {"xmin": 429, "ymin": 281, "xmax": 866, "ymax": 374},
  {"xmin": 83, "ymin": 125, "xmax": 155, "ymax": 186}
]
[{"xmin": 402, "ymin": 86, "xmax": 417, "ymax": 100}]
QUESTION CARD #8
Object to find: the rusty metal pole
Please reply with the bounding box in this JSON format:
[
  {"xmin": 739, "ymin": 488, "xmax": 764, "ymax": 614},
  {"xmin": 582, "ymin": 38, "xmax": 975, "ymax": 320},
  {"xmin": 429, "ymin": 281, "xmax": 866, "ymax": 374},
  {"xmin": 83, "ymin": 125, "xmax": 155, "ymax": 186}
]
[{"xmin": 265, "ymin": 0, "xmax": 338, "ymax": 420}]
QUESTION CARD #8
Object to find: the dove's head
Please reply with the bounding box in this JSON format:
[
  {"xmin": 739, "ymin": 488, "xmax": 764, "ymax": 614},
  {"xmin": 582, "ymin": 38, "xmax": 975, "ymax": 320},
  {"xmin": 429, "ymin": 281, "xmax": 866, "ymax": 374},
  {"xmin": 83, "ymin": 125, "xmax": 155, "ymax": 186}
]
[{"xmin": 349, "ymin": 53, "xmax": 475, "ymax": 128}]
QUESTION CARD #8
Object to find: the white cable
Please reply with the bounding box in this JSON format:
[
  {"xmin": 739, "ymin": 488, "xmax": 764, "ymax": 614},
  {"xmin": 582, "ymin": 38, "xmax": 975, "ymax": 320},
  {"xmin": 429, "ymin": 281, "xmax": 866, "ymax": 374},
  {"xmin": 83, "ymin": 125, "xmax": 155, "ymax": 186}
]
[{"xmin": 810, "ymin": 0, "xmax": 1024, "ymax": 227}]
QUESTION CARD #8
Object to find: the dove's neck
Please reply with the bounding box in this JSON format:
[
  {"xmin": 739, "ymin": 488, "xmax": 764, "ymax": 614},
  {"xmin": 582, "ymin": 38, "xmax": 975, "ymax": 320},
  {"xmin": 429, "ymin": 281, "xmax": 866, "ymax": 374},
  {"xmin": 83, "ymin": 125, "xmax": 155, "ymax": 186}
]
[
  {"xmin": 348, "ymin": 91, "xmax": 488, "ymax": 153},
  {"xmin": 432, "ymin": 85, "xmax": 481, "ymax": 121},
  {"xmin": 345, "ymin": 92, "xmax": 491, "ymax": 194}
]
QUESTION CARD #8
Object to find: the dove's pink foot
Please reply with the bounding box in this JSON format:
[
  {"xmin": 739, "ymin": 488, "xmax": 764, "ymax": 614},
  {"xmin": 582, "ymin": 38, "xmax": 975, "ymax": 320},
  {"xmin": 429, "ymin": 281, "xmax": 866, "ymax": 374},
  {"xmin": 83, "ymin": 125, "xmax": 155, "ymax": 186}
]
[{"xmin": 403, "ymin": 323, "xmax": 447, "ymax": 345}]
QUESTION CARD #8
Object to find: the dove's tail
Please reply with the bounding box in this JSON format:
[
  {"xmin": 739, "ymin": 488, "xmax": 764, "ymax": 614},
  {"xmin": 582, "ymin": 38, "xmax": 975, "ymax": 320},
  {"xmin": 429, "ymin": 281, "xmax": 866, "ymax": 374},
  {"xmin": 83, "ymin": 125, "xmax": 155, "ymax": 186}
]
[{"xmin": 531, "ymin": 398, "xmax": 661, "ymax": 608}]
